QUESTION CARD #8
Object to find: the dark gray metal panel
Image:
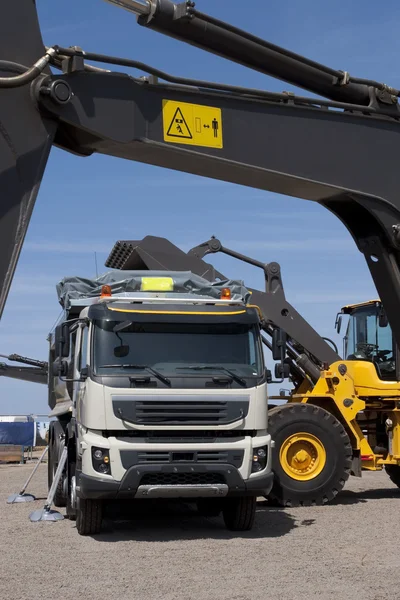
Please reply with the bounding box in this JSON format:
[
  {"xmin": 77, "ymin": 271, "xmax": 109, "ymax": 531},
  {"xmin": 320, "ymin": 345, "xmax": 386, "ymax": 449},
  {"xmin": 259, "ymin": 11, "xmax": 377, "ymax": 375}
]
[
  {"xmin": 105, "ymin": 236, "xmax": 224, "ymax": 280},
  {"xmin": 0, "ymin": 0, "xmax": 57, "ymax": 318}
]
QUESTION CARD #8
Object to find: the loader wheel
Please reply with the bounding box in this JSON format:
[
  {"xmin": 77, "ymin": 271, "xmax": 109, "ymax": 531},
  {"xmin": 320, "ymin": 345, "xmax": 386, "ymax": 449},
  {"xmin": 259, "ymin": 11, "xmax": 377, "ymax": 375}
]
[
  {"xmin": 385, "ymin": 464, "xmax": 400, "ymax": 487},
  {"xmin": 268, "ymin": 404, "xmax": 352, "ymax": 507},
  {"xmin": 76, "ymin": 498, "xmax": 103, "ymax": 536}
]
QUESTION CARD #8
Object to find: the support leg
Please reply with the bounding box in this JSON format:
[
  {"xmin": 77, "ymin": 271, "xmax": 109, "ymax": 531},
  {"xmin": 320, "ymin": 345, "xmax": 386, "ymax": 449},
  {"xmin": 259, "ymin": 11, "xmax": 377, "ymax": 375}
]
[
  {"xmin": 29, "ymin": 446, "xmax": 67, "ymax": 522},
  {"xmin": 7, "ymin": 445, "xmax": 49, "ymax": 504}
]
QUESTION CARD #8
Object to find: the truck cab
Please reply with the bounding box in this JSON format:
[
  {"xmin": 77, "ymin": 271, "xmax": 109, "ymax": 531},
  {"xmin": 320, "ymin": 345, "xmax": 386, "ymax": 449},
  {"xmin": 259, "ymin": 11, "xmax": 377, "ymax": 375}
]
[
  {"xmin": 48, "ymin": 271, "xmax": 273, "ymax": 534},
  {"xmin": 338, "ymin": 300, "xmax": 396, "ymax": 380}
]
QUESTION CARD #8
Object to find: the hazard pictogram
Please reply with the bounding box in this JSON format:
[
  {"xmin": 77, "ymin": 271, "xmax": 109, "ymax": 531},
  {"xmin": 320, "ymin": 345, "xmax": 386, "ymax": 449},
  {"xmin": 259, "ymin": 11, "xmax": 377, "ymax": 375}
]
[
  {"xmin": 166, "ymin": 107, "xmax": 192, "ymax": 139},
  {"xmin": 162, "ymin": 99, "xmax": 223, "ymax": 148}
]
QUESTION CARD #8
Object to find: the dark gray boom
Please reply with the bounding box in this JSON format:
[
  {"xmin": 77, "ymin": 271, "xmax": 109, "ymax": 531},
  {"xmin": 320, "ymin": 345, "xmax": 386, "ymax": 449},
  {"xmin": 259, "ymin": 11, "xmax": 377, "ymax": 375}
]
[{"xmin": 1, "ymin": 0, "xmax": 400, "ymax": 352}]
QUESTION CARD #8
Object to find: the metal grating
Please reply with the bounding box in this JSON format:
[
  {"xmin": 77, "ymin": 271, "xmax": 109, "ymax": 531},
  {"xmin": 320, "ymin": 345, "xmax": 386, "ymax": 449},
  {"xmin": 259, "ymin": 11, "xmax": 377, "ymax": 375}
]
[
  {"xmin": 120, "ymin": 449, "xmax": 244, "ymax": 469},
  {"xmin": 113, "ymin": 397, "xmax": 249, "ymax": 426},
  {"xmin": 140, "ymin": 472, "xmax": 226, "ymax": 486}
]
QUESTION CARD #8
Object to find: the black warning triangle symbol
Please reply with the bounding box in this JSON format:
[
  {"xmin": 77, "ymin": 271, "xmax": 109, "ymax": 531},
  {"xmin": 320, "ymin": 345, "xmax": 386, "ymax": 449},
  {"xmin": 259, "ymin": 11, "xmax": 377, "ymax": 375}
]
[{"xmin": 166, "ymin": 107, "xmax": 192, "ymax": 139}]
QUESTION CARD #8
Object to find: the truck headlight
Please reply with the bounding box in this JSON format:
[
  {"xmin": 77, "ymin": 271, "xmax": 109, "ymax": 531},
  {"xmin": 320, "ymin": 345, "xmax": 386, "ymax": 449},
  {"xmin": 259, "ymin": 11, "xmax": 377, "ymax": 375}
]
[
  {"xmin": 92, "ymin": 447, "xmax": 111, "ymax": 475},
  {"xmin": 252, "ymin": 446, "xmax": 268, "ymax": 473}
]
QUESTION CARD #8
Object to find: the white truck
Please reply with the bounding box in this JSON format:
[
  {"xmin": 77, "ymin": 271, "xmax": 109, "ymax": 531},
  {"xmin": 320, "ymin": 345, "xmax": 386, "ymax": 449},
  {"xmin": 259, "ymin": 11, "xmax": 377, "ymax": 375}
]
[{"xmin": 47, "ymin": 270, "xmax": 273, "ymax": 535}]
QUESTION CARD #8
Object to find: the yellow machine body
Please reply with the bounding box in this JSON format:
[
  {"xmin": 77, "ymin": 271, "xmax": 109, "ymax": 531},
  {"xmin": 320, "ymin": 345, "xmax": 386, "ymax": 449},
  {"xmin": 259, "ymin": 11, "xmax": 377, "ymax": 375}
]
[{"xmin": 289, "ymin": 299, "xmax": 400, "ymax": 473}]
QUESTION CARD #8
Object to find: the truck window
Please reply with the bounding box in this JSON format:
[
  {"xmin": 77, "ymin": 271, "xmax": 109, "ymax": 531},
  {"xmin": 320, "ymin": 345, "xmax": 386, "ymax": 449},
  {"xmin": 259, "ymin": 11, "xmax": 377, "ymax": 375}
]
[
  {"xmin": 93, "ymin": 320, "xmax": 263, "ymax": 377},
  {"xmin": 79, "ymin": 327, "xmax": 88, "ymax": 372}
]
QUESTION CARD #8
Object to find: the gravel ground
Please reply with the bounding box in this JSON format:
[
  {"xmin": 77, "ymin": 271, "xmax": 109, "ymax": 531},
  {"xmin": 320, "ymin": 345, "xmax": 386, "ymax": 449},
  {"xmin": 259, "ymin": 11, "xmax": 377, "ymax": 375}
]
[{"xmin": 1, "ymin": 463, "xmax": 400, "ymax": 600}]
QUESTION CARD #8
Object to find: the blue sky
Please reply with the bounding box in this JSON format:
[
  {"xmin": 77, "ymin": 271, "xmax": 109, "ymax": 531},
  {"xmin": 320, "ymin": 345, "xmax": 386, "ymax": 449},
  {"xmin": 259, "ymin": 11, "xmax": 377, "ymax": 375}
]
[{"xmin": 1, "ymin": 0, "xmax": 399, "ymax": 415}]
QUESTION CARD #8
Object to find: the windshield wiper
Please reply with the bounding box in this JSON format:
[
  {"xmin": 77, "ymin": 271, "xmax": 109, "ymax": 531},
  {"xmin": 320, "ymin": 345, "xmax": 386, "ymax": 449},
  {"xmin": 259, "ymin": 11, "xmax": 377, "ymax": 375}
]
[
  {"xmin": 181, "ymin": 365, "xmax": 247, "ymax": 387},
  {"xmin": 100, "ymin": 364, "xmax": 171, "ymax": 386}
]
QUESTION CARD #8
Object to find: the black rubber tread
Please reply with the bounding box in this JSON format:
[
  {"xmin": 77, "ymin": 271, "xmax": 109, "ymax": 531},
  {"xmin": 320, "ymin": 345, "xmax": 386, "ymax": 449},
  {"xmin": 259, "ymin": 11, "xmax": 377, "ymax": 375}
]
[
  {"xmin": 222, "ymin": 496, "xmax": 256, "ymax": 531},
  {"xmin": 76, "ymin": 498, "xmax": 103, "ymax": 536},
  {"xmin": 385, "ymin": 464, "xmax": 400, "ymax": 487},
  {"xmin": 267, "ymin": 403, "xmax": 352, "ymax": 507},
  {"xmin": 196, "ymin": 498, "xmax": 222, "ymax": 517}
]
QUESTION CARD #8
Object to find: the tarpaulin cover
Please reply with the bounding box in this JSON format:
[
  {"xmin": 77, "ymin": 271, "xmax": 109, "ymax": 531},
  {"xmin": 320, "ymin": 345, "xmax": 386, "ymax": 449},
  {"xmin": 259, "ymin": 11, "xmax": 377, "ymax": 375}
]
[
  {"xmin": 56, "ymin": 270, "xmax": 251, "ymax": 306},
  {"xmin": 0, "ymin": 422, "xmax": 35, "ymax": 446}
]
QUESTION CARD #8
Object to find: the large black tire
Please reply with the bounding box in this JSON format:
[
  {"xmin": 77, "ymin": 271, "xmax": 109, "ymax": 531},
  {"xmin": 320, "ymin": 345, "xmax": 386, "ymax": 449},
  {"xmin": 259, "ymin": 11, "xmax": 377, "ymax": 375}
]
[
  {"xmin": 48, "ymin": 421, "xmax": 67, "ymax": 508},
  {"xmin": 222, "ymin": 496, "xmax": 256, "ymax": 531},
  {"xmin": 385, "ymin": 464, "xmax": 400, "ymax": 487},
  {"xmin": 66, "ymin": 460, "xmax": 77, "ymax": 521},
  {"xmin": 196, "ymin": 498, "xmax": 223, "ymax": 518},
  {"xmin": 268, "ymin": 403, "xmax": 352, "ymax": 507},
  {"xmin": 76, "ymin": 498, "xmax": 103, "ymax": 535}
]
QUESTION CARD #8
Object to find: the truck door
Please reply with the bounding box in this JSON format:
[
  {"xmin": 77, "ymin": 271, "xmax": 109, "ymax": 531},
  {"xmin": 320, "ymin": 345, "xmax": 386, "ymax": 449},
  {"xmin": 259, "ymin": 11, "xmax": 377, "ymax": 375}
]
[{"xmin": 73, "ymin": 323, "xmax": 89, "ymax": 422}]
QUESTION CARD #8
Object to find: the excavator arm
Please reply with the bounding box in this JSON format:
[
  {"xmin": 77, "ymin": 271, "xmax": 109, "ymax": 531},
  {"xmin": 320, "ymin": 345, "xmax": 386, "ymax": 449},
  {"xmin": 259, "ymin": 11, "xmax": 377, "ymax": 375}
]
[{"xmin": 1, "ymin": 0, "xmax": 400, "ymax": 350}]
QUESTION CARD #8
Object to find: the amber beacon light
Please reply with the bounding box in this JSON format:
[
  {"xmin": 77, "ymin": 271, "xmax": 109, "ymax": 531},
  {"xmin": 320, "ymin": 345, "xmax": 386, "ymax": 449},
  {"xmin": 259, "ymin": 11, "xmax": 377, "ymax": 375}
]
[{"xmin": 100, "ymin": 285, "xmax": 112, "ymax": 297}]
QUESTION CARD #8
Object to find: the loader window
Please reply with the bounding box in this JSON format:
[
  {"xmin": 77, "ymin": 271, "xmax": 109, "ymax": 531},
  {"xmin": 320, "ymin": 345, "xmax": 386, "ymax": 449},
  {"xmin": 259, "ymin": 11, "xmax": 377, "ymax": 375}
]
[
  {"xmin": 93, "ymin": 320, "xmax": 263, "ymax": 378},
  {"xmin": 344, "ymin": 304, "xmax": 395, "ymax": 379}
]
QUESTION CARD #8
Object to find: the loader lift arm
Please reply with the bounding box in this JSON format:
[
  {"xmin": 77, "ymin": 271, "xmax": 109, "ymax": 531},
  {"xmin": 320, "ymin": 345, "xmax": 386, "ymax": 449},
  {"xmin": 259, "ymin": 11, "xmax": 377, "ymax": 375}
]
[
  {"xmin": 105, "ymin": 235, "xmax": 337, "ymax": 381},
  {"xmin": 1, "ymin": 0, "xmax": 400, "ymax": 352}
]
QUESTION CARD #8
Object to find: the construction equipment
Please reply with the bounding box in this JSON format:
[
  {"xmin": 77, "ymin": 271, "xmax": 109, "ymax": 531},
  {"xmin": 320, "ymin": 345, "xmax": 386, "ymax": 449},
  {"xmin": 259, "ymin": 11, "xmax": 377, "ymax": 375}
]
[
  {"xmin": 45, "ymin": 271, "xmax": 272, "ymax": 534},
  {"xmin": 1, "ymin": 1, "xmax": 400, "ymax": 509},
  {"xmin": 0, "ymin": 354, "xmax": 48, "ymax": 385}
]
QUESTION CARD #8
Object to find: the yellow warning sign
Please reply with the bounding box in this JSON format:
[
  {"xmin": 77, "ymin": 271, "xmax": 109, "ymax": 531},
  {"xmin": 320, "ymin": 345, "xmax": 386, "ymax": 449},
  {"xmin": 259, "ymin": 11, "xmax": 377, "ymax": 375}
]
[{"xmin": 162, "ymin": 100, "xmax": 223, "ymax": 149}]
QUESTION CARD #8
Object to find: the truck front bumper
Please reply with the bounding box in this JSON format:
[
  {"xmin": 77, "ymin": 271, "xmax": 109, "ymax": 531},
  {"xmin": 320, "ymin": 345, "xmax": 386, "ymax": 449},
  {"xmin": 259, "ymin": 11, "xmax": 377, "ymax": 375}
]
[{"xmin": 77, "ymin": 463, "xmax": 273, "ymax": 500}]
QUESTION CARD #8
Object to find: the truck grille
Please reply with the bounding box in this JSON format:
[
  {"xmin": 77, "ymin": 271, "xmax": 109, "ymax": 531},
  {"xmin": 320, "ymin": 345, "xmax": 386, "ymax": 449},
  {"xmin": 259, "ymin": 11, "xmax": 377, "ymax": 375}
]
[
  {"xmin": 112, "ymin": 394, "xmax": 249, "ymax": 426},
  {"xmin": 140, "ymin": 473, "xmax": 225, "ymax": 486},
  {"xmin": 120, "ymin": 449, "xmax": 244, "ymax": 469}
]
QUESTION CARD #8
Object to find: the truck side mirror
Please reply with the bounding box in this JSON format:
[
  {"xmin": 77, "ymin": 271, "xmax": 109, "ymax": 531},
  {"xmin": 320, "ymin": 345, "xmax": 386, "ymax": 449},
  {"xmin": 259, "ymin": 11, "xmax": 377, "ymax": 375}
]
[
  {"xmin": 272, "ymin": 327, "xmax": 287, "ymax": 361},
  {"xmin": 274, "ymin": 362, "xmax": 290, "ymax": 379},
  {"xmin": 52, "ymin": 358, "xmax": 68, "ymax": 377},
  {"xmin": 55, "ymin": 323, "xmax": 70, "ymax": 358},
  {"xmin": 378, "ymin": 308, "xmax": 388, "ymax": 328},
  {"xmin": 335, "ymin": 313, "xmax": 342, "ymax": 334}
]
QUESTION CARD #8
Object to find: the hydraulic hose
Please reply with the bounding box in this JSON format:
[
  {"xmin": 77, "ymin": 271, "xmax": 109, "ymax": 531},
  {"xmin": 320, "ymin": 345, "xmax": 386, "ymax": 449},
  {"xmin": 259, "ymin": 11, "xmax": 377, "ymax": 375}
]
[{"xmin": 0, "ymin": 48, "xmax": 56, "ymax": 88}]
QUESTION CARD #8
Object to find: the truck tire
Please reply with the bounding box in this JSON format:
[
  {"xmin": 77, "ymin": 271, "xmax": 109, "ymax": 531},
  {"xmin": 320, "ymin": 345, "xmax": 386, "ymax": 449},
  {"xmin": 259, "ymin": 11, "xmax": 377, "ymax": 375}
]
[
  {"xmin": 196, "ymin": 498, "xmax": 222, "ymax": 517},
  {"xmin": 222, "ymin": 496, "xmax": 256, "ymax": 531},
  {"xmin": 48, "ymin": 421, "xmax": 67, "ymax": 508},
  {"xmin": 76, "ymin": 498, "xmax": 103, "ymax": 535},
  {"xmin": 385, "ymin": 464, "xmax": 400, "ymax": 487},
  {"xmin": 267, "ymin": 403, "xmax": 352, "ymax": 507},
  {"xmin": 66, "ymin": 459, "xmax": 77, "ymax": 521}
]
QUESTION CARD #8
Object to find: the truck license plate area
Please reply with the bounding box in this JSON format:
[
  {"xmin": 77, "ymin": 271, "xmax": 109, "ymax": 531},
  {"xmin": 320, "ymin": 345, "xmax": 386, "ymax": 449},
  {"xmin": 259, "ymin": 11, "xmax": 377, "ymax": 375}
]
[{"xmin": 172, "ymin": 452, "xmax": 194, "ymax": 462}]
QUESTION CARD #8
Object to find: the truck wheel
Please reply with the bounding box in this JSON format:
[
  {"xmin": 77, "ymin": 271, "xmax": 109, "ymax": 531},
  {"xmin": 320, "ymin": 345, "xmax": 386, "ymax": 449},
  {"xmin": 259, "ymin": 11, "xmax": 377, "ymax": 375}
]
[
  {"xmin": 385, "ymin": 464, "xmax": 400, "ymax": 487},
  {"xmin": 66, "ymin": 460, "xmax": 77, "ymax": 521},
  {"xmin": 48, "ymin": 421, "xmax": 67, "ymax": 508},
  {"xmin": 76, "ymin": 498, "xmax": 103, "ymax": 536},
  {"xmin": 268, "ymin": 404, "xmax": 352, "ymax": 507},
  {"xmin": 222, "ymin": 496, "xmax": 256, "ymax": 531},
  {"xmin": 196, "ymin": 498, "xmax": 222, "ymax": 517}
]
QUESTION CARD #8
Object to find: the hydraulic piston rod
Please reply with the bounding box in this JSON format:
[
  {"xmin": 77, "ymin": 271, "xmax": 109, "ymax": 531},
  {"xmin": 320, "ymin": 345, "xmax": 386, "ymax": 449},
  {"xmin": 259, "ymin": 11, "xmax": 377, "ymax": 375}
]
[
  {"xmin": 105, "ymin": 0, "xmax": 391, "ymax": 106},
  {"xmin": 104, "ymin": 0, "xmax": 152, "ymax": 16}
]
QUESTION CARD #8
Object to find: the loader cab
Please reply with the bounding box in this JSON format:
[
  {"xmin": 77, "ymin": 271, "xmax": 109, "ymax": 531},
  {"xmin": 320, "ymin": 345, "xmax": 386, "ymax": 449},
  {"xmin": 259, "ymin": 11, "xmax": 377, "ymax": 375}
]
[{"xmin": 338, "ymin": 300, "xmax": 397, "ymax": 380}]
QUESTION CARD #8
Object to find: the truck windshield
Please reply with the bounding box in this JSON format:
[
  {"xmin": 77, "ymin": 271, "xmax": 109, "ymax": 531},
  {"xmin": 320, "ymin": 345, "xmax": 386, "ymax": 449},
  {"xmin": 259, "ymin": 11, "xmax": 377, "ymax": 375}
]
[
  {"xmin": 344, "ymin": 304, "xmax": 395, "ymax": 379},
  {"xmin": 93, "ymin": 320, "xmax": 263, "ymax": 377}
]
